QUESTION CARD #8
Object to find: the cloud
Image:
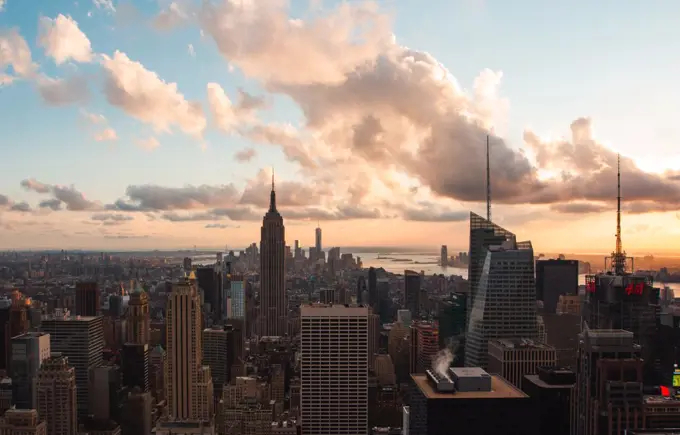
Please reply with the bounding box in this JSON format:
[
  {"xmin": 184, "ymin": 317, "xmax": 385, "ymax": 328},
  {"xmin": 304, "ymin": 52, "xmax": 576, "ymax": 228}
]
[
  {"xmin": 0, "ymin": 195, "xmax": 8, "ymax": 206},
  {"xmin": 234, "ymin": 148, "xmax": 256, "ymax": 162},
  {"xmin": 402, "ymin": 207, "xmax": 468, "ymax": 222},
  {"xmin": 94, "ymin": 127, "xmax": 117, "ymax": 142},
  {"xmin": 205, "ymin": 223, "xmax": 238, "ymax": 229},
  {"xmin": 239, "ymin": 169, "xmax": 329, "ymax": 208},
  {"xmin": 245, "ymin": 124, "xmax": 317, "ymax": 169},
  {"xmin": 0, "ymin": 0, "xmax": 5, "ymax": 12},
  {"xmin": 81, "ymin": 110, "xmax": 106, "ymax": 125},
  {"xmin": 38, "ymin": 15, "xmax": 93, "ymax": 65},
  {"xmin": 39, "ymin": 199, "xmax": 62, "ymax": 211},
  {"xmin": 101, "ymin": 50, "xmax": 206, "ymax": 136},
  {"xmin": 109, "ymin": 183, "xmax": 239, "ymax": 211},
  {"xmin": 9, "ymin": 202, "xmax": 32, "ymax": 212},
  {"xmin": 206, "ymin": 83, "xmax": 265, "ymax": 133},
  {"xmin": 187, "ymin": 44, "xmax": 195, "ymax": 57},
  {"xmin": 160, "ymin": 207, "xmax": 259, "ymax": 222},
  {"xmin": 91, "ymin": 212, "xmax": 133, "ymax": 225},
  {"xmin": 137, "ymin": 137, "xmax": 160, "ymax": 151},
  {"xmin": 198, "ymin": 0, "xmax": 392, "ymax": 86},
  {"xmin": 0, "ymin": 29, "xmax": 36, "ymax": 81},
  {"xmin": 36, "ymin": 74, "xmax": 89, "ymax": 106},
  {"xmin": 20, "ymin": 178, "xmax": 99, "ymax": 211},
  {"xmin": 93, "ymin": 0, "xmax": 116, "ymax": 12},
  {"xmin": 550, "ymin": 202, "xmax": 610, "ymax": 214},
  {"xmin": 153, "ymin": 1, "xmax": 190, "ymax": 31}
]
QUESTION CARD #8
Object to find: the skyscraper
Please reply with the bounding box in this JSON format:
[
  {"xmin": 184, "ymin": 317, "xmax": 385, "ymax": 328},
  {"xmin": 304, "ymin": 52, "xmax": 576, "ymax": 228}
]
[
  {"xmin": 535, "ymin": 259, "xmax": 578, "ymax": 314},
  {"xmin": 166, "ymin": 276, "xmax": 213, "ymax": 421},
  {"xmin": 40, "ymin": 313, "xmax": 104, "ymax": 420},
  {"xmin": 465, "ymin": 239, "xmax": 538, "ymax": 369},
  {"xmin": 36, "ymin": 354, "xmax": 77, "ymax": 435},
  {"xmin": 126, "ymin": 287, "xmax": 150, "ymax": 345},
  {"xmin": 466, "ymin": 212, "xmax": 515, "ymax": 330},
  {"xmin": 75, "ymin": 282, "xmax": 100, "ymax": 317},
  {"xmin": 301, "ymin": 305, "xmax": 368, "ymax": 435},
  {"xmin": 10, "ymin": 332, "xmax": 51, "ymax": 409},
  {"xmin": 259, "ymin": 175, "xmax": 287, "ymax": 337},
  {"xmin": 315, "ymin": 225, "xmax": 322, "ymax": 253},
  {"xmin": 404, "ymin": 270, "xmax": 421, "ymax": 318}
]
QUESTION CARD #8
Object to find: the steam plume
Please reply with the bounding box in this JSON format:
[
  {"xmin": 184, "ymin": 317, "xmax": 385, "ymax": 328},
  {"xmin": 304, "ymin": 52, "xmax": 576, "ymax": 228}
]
[{"xmin": 432, "ymin": 348, "xmax": 453, "ymax": 378}]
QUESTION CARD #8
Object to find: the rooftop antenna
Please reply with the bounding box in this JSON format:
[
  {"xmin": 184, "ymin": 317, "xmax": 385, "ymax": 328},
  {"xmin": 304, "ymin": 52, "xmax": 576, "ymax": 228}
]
[
  {"xmin": 486, "ymin": 134, "xmax": 491, "ymax": 222},
  {"xmin": 271, "ymin": 168, "xmax": 275, "ymax": 191},
  {"xmin": 612, "ymin": 153, "xmax": 627, "ymax": 274}
]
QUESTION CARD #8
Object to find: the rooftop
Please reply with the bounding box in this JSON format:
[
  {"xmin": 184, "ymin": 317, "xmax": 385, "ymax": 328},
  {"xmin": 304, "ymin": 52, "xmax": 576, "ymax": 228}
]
[
  {"xmin": 412, "ymin": 374, "xmax": 526, "ymax": 400},
  {"xmin": 490, "ymin": 338, "xmax": 554, "ymax": 350}
]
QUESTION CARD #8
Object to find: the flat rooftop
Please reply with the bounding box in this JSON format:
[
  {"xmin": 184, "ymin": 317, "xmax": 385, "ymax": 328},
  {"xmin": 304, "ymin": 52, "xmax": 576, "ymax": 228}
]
[
  {"xmin": 524, "ymin": 374, "xmax": 575, "ymax": 389},
  {"xmin": 412, "ymin": 374, "xmax": 527, "ymax": 400}
]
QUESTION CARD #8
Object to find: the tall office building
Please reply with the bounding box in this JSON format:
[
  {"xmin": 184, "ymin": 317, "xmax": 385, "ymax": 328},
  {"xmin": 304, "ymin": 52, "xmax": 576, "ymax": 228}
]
[
  {"xmin": 522, "ymin": 367, "xmax": 575, "ymax": 435},
  {"xmin": 465, "ymin": 239, "xmax": 538, "ymax": 369},
  {"xmin": 126, "ymin": 288, "xmax": 150, "ymax": 345},
  {"xmin": 404, "ymin": 270, "xmax": 421, "ymax": 318},
  {"xmin": 40, "ymin": 313, "xmax": 104, "ymax": 419},
  {"xmin": 75, "ymin": 282, "xmax": 100, "ymax": 317},
  {"xmin": 301, "ymin": 305, "xmax": 368, "ymax": 435},
  {"xmin": 315, "ymin": 226, "xmax": 322, "ymax": 254},
  {"xmin": 203, "ymin": 326, "xmax": 232, "ymax": 399},
  {"xmin": 196, "ymin": 267, "xmax": 219, "ymax": 321},
  {"xmin": 166, "ymin": 277, "xmax": 213, "ymax": 421},
  {"xmin": 368, "ymin": 267, "xmax": 377, "ymax": 310},
  {"xmin": 121, "ymin": 343, "xmax": 149, "ymax": 392},
  {"xmin": 10, "ymin": 332, "xmax": 51, "ymax": 409},
  {"xmin": 259, "ymin": 176, "xmax": 287, "ymax": 337},
  {"xmin": 466, "ymin": 212, "xmax": 515, "ymax": 330},
  {"xmin": 535, "ymin": 259, "xmax": 579, "ymax": 314},
  {"xmin": 229, "ymin": 279, "xmax": 245, "ymax": 319},
  {"xmin": 36, "ymin": 354, "xmax": 77, "ymax": 435},
  {"xmin": 440, "ymin": 245, "xmax": 448, "ymax": 267}
]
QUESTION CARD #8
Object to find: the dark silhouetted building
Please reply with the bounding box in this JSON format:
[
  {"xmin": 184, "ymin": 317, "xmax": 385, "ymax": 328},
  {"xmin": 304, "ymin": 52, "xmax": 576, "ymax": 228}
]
[
  {"xmin": 75, "ymin": 282, "xmax": 100, "ymax": 317},
  {"xmin": 536, "ymin": 259, "xmax": 579, "ymax": 314},
  {"xmin": 522, "ymin": 366, "xmax": 575, "ymax": 435},
  {"xmin": 409, "ymin": 368, "xmax": 536, "ymax": 435},
  {"xmin": 121, "ymin": 343, "xmax": 149, "ymax": 392},
  {"xmin": 404, "ymin": 270, "xmax": 421, "ymax": 318}
]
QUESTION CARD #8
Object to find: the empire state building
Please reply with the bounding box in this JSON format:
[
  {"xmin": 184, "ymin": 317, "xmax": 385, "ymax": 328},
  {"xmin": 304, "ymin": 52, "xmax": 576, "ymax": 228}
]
[{"xmin": 259, "ymin": 175, "xmax": 287, "ymax": 337}]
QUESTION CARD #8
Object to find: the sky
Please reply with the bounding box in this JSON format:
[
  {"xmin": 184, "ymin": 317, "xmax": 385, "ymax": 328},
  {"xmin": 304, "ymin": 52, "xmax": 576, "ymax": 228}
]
[{"xmin": 1, "ymin": 0, "xmax": 680, "ymax": 254}]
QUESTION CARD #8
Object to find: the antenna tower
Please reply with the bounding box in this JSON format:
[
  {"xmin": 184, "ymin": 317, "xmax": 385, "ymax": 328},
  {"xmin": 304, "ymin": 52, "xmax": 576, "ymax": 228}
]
[
  {"xmin": 486, "ymin": 135, "xmax": 491, "ymax": 222},
  {"xmin": 612, "ymin": 154, "xmax": 627, "ymax": 274}
]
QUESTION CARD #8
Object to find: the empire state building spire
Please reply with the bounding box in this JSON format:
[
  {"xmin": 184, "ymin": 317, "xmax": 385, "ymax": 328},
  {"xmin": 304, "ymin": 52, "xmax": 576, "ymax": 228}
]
[{"xmin": 269, "ymin": 169, "xmax": 277, "ymax": 212}]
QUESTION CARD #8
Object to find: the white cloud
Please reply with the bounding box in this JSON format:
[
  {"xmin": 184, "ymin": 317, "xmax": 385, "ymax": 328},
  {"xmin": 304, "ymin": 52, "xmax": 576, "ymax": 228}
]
[
  {"xmin": 206, "ymin": 83, "xmax": 264, "ymax": 133},
  {"xmin": 187, "ymin": 43, "xmax": 195, "ymax": 57},
  {"xmin": 153, "ymin": 1, "xmax": 189, "ymax": 30},
  {"xmin": 81, "ymin": 110, "xmax": 106, "ymax": 125},
  {"xmin": 0, "ymin": 29, "xmax": 36, "ymax": 80},
  {"xmin": 94, "ymin": 128, "xmax": 117, "ymax": 142},
  {"xmin": 101, "ymin": 50, "xmax": 206, "ymax": 136},
  {"xmin": 0, "ymin": 0, "xmax": 5, "ymax": 12},
  {"xmin": 38, "ymin": 14, "xmax": 93, "ymax": 65},
  {"xmin": 199, "ymin": 0, "xmax": 392, "ymax": 86},
  {"xmin": 137, "ymin": 137, "xmax": 160, "ymax": 151},
  {"xmin": 93, "ymin": 0, "xmax": 115, "ymax": 12}
]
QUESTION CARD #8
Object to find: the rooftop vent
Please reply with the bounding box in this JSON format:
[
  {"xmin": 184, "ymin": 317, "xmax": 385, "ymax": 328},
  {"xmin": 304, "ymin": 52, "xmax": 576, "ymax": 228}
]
[{"xmin": 426, "ymin": 369, "xmax": 455, "ymax": 393}]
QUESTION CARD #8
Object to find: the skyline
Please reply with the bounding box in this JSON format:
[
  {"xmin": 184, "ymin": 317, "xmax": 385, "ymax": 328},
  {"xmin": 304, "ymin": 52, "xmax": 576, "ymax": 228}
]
[{"xmin": 1, "ymin": 0, "xmax": 680, "ymax": 253}]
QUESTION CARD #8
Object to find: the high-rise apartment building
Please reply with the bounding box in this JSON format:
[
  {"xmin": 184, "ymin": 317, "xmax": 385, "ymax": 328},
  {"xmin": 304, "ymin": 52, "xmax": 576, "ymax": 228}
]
[
  {"xmin": 404, "ymin": 270, "xmax": 421, "ymax": 318},
  {"xmin": 258, "ymin": 177, "xmax": 286, "ymax": 337},
  {"xmin": 0, "ymin": 409, "xmax": 47, "ymax": 435},
  {"xmin": 75, "ymin": 282, "xmax": 100, "ymax": 317},
  {"xmin": 166, "ymin": 277, "xmax": 213, "ymax": 421},
  {"xmin": 40, "ymin": 312, "xmax": 104, "ymax": 419},
  {"xmin": 466, "ymin": 212, "xmax": 515, "ymax": 331},
  {"xmin": 487, "ymin": 338, "xmax": 557, "ymax": 389},
  {"xmin": 301, "ymin": 305, "xmax": 368, "ymax": 435},
  {"xmin": 536, "ymin": 259, "xmax": 579, "ymax": 314},
  {"xmin": 36, "ymin": 354, "xmax": 77, "ymax": 435},
  {"xmin": 126, "ymin": 288, "xmax": 150, "ymax": 345},
  {"xmin": 10, "ymin": 332, "xmax": 51, "ymax": 409},
  {"xmin": 465, "ymin": 239, "xmax": 538, "ymax": 369}
]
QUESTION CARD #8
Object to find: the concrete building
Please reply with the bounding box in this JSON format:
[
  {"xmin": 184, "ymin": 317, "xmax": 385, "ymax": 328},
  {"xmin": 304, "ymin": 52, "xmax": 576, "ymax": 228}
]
[
  {"xmin": 75, "ymin": 282, "xmax": 99, "ymax": 317},
  {"xmin": 229, "ymin": 281, "xmax": 245, "ymax": 320},
  {"xmin": 36, "ymin": 354, "xmax": 77, "ymax": 435},
  {"xmin": 487, "ymin": 338, "xmax": 557, "ymax": 389},
  {"xmin": 465, "ymin": 239, "xmax": 538, "ymax": 369},
  {"xmin": 10, "ymin": 332, "xmax": 50, "ymax": 409},
  {"xmin": 536, "ymin": 259, "xmax": 579, "ymax": 314},
  {"xmin": 301, "ymin": 305, "xmax": 368, "ymax": 435},
  {"xmin": 202, "ymin": 327, "xmax": 231, "ymax": 400},
  {"xmin": 404, "ymin": 271, "xmax": 421, "ymax": 319},
  {"xmin": 126, "ymin": 288, "xmax": 150, "ymax": 345},
  {"xmin": 522, "ymin": 367, "xmax": 575, "ymax": 435}
]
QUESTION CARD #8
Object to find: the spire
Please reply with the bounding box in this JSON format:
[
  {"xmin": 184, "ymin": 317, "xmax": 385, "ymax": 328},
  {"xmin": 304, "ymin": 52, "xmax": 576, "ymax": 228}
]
[
  {"xmin": 612, "ymin": 153, "xmax": 626, "ymax": 274},
  {"xmin": 486, "ymin": 134, "xmax": 491, "ymax": 223},
  {"xmin": 269, "ymin": 168, "xmax": 277, "ymax": 212}
]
